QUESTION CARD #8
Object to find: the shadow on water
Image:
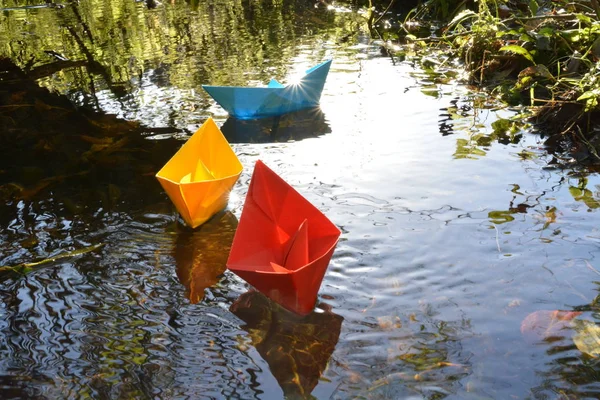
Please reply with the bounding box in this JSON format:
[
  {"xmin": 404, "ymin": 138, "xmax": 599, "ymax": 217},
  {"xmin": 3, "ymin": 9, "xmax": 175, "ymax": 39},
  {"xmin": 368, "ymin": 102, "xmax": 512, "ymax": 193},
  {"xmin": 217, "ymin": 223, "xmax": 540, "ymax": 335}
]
[
  {"xmin": 0, "ymin": 57, "xmax": 182, "ymax": 264},
  {"xmin": 220, "ymin": 107, "xmax": 331, "ymax": 144},
  {"xmin": 230, "ymin": 290, "xmax": 343, "ymax": 399},
  {"xmin": 173, "ymin": 211, "xmax": 238, "ymax": 304}
]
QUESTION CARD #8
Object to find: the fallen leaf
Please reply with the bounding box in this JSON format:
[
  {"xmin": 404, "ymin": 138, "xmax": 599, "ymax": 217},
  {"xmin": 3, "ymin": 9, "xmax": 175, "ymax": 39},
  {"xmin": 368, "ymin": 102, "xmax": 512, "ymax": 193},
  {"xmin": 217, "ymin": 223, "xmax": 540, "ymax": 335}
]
[
  {"xmin": 572, "ymin": 319, "xmax": 600, "ymax": 357},
  {"xmin": 521, "ymin": 310, "xmax": 582, "ymax": 344}
]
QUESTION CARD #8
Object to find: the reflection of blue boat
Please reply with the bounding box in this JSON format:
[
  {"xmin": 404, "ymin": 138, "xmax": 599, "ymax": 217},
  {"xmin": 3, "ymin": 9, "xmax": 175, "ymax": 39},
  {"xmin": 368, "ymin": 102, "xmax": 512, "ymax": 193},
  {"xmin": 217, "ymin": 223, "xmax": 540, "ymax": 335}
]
[
  {"xmin": 202, "ymin": 60, "xmax": 332, "ymax": 120},
  {"xmin": 220, "ymin": 107, "xmax": 331, "ymax": 143}
]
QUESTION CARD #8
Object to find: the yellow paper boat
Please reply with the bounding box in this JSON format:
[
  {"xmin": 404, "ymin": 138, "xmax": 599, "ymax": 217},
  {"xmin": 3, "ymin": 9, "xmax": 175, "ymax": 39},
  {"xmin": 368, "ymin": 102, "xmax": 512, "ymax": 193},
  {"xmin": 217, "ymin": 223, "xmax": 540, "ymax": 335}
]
[{"xmin": 156, "ymin": 117, "xmax": 243, "ymax": 228}]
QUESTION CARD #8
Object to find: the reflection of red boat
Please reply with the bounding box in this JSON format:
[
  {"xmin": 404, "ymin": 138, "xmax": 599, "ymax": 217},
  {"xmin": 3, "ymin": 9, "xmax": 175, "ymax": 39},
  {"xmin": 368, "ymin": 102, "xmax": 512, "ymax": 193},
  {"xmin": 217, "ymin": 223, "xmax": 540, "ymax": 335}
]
[
  {"xmin": 226, "ymin": 160, "xmax": 341, "ymax": 315},
  {"xmin": 230, "ymin": 290, "xmax": 343, "ymax": 398}
]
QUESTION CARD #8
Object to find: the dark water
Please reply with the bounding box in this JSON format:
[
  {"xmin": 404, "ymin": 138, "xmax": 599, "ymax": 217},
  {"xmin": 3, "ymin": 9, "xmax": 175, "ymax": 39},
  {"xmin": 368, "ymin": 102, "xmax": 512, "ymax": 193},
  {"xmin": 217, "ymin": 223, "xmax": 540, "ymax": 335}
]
[{"xmin": 2, "ymin": 0, "xmax": 600, "ymax": 399}]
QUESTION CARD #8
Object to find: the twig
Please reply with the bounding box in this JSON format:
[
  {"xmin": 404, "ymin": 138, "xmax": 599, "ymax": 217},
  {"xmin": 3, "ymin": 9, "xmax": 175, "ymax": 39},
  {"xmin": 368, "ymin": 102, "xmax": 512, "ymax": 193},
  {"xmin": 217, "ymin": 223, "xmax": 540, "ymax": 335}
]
[
  {"xmin": 0, "ymin": 243, "xmax": 105, "ymax": 275},
  {"xmin": 501, "ymin": 12, "xmax": 593, "ymax": 25},
  {"xmin": 412, "ymin": 31, "xmax": 472, "ymax": 43},
  {"xmin": 525, "ymin": 98, "xmax": 580, "ymax": 105},
  {"xmin": 585, "ymin": 260, "xmax": 600, "ymax": 276},
  {"xmin": 492, "ymin": 224, "xmax": 501, "ymax": 253},
  {"xmin": 372, "ymin": 0, "xmax": 396, "ymax": 27},
  {"xmin": 372, "ymin": 27, "xmax": 396, "ymax": 66},
  {"xmin": 576, "ymin": 126, "xmax": 600, "ymax": 161}
]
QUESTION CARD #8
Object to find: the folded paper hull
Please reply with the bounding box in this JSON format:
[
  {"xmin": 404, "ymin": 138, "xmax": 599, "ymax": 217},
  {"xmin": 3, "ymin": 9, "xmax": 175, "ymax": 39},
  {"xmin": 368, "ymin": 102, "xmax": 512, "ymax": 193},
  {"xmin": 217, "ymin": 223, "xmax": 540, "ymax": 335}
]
[
  {"xmin": 227, "ymin": 160, "xmax": 341, "ymax": 315},
  {"xmin": 203, "ymin": 59, "xmax": 332, "ymax": 120},
  {"xmin": 156, "ymin": 117, "xmax": 243, "ymax": 228},
  {"xmin": 231, "ymin": 246, "xmax": 338, "ymax": 315}
]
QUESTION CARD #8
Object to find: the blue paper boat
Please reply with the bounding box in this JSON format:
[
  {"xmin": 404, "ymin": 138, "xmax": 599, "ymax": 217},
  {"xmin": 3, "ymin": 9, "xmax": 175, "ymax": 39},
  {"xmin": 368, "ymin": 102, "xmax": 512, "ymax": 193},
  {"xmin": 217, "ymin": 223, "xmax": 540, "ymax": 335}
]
[{"xmin": 202, "ymin": 59, "xmax": 332, "ymax": 120}]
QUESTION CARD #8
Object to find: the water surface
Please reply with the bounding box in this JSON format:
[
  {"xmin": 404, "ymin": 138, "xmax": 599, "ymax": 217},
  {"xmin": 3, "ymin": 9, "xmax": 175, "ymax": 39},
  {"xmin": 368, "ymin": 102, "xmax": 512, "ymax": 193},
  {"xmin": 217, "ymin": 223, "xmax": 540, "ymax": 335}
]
[{"xmin": 1, "ymin": 1, "xmax": 600, "ymax": 399}]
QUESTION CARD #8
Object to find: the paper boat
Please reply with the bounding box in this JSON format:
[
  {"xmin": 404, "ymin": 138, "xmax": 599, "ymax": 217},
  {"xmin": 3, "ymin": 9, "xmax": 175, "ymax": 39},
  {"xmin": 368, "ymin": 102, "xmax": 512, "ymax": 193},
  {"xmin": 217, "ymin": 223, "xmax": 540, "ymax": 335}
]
[
  {"xmin": 156, "ymin": 117, "xmax": 243, "ymax": 228},
  {"xmin": 226, "ymin": 160, "xmax": 341, "ymax": 315},
  {"xmin": 202, "ymin": 59, "xmax": 332, "ymax": 120}
]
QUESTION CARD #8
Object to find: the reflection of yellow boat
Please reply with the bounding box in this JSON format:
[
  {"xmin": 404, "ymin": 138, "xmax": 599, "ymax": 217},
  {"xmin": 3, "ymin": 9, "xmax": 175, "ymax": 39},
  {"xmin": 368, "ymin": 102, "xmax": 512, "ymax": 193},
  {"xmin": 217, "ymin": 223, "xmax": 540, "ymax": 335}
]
[
  {"xmin": 156, "ymin": 117, "xmax": 243, "ymax": 228},
  {"xmin": 173, "ymin": 211, "xmax": 238, "ymax": 303}
]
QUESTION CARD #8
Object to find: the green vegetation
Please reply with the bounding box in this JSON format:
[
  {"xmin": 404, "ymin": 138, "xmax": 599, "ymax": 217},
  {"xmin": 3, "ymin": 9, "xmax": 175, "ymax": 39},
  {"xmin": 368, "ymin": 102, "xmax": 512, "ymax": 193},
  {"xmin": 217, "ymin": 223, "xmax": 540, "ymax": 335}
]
[
  {"xmin": 0, "ymin": 0, "xmax": 346, "ymax": 101},
  {"xmin": 371, "ymin": 0, "xmax": 600, "ymax": 165}
]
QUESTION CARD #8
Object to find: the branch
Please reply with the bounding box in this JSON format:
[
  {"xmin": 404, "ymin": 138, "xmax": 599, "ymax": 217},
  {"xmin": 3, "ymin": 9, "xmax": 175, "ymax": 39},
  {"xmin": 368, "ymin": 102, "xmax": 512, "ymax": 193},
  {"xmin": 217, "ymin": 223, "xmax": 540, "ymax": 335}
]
[
  {"xmin": 501, "ymin": 12, "xmax": 595, "ymax": 25},
  {"xmin": 409, "ymin": 31, "xmax": 473, "ymax": 43},
  {"xmin": 372, "ymin": 0, "xmax": 397, "ymax": 27}
]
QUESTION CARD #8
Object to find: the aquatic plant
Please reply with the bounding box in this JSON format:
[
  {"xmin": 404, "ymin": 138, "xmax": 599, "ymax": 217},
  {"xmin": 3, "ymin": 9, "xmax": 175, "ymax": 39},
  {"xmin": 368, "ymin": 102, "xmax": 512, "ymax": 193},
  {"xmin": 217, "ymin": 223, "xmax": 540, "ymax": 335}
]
[{"xmin": 373, "ymin": 0, "xmax": 600, "ymax": 164}]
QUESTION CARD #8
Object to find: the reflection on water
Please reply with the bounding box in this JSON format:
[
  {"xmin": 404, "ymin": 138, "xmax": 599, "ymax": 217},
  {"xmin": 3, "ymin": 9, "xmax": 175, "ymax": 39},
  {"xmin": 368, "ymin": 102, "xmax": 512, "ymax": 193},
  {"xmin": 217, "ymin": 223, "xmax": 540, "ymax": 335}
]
[
  {"xmin": 173, "ymin": 211, "xmax": 238, "ymax": 303},
  {"xmin": 0, "ymin": 0, "xmax": 343, "ymax": 129},
  {"xmin": 231, "ymin": 291, "xmax": 343, "ymax": 399},
  {"xmin": 570, "ymin": 176, "xmax": 600, "ymax": 209},
  {"xmin": 220, "ymin": 107, "xmax": 331, "ymax": 144}
]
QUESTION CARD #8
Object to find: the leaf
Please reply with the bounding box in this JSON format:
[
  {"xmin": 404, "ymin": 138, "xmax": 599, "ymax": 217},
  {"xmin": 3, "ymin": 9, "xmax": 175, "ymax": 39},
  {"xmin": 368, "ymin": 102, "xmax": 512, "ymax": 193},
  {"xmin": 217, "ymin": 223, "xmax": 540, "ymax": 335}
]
[
  {"xmin": 542, "ymin": 206, "xmax": 557, "ymax": 229},
  {"xmin": 572, "ymin": 319, "xmax": 600, "ymax": 357},
  {"xmin": 577, "ymin": 90, "xmax": 600, "ymax": 101},
  {"xmin": 521, "ymin": 310, "xmax": 581, "ymax": 344},
  {"xmin": 569, "ymin": 186, "xmax": 600, "ymax": 209},
  {"xmin": 529, "ymin": 0, "xmax": 538, "ymax": 16},
  {"xmin": 538, "ymin": 27, "xmax": 556, "ymax": 38},
  {"xmin": 453, "ymin": 138, "xmax": 487, "ymax": 159},
  {"xmin": 499, "ymin": 45, "xmax": 536, "ymax": 64},
  {"xmin": 447, "ymin": 9, "xmax": 477, "ymax": 29},
  {"xmin": 575, "ymin": 13, "xmax": 593, "ymax": 25},
  {"xmin": 519, "ymin": 33, "xmax": 535, "ymax": 43},
  {"xmin": 488, "ymin": 210, "xmax": 514, "ymax": 224},
  {"xmin": 497, "ymin": 29, "xmax": 523, "ymax": 38},
  {"xmin": 377, "ymin": 316, "xmax": 402, "ymax": 330},
  {"xmin": 561, "ymin": 30, "xmax": 581, "ymax": 43}
]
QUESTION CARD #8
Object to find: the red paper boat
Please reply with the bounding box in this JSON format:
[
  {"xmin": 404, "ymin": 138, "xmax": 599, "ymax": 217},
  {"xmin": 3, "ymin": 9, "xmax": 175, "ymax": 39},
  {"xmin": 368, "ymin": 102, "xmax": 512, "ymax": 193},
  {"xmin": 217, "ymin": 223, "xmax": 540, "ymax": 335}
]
[{"xmin": 226, "ymin": 160, "xmax": 341, "ymax": 315}]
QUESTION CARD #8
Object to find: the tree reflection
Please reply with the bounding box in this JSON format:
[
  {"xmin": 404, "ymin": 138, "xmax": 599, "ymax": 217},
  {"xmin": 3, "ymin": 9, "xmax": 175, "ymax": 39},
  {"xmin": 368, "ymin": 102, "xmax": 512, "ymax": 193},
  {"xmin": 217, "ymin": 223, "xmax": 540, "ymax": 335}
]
[
  {"xmin": 0, "ymin": 0, "xmax": 338, "ymax": 114},
  {"xmin": 230, "ymin": 290, "xmax": 343, "ymax": 399},
  {"xmin": 436, "ymin": 95, "xmax": 526, "ymax": 159},
  {"xmin": 453, "ymin": 116, "xmax": 524, "ymax": 160}
]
